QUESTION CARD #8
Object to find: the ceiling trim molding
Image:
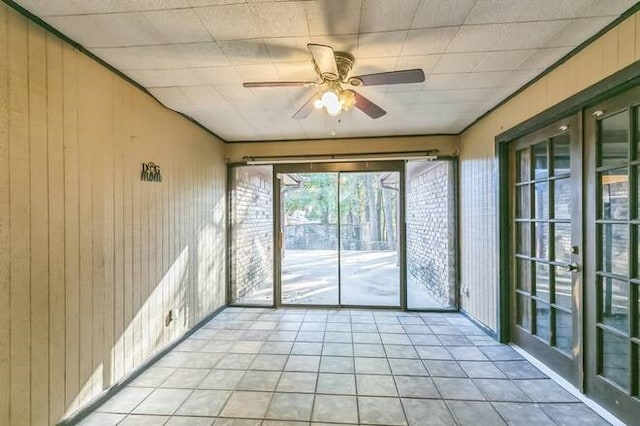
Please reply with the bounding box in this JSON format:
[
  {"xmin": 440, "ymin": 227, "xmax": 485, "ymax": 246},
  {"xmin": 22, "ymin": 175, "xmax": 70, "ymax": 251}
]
[
  {"xmin": 459, "ymin": 1, "xmax": 640, "ymax": 136},
  {"xmin": 1, "ymin": 0, "xmax": 227, "ymax": 143}
]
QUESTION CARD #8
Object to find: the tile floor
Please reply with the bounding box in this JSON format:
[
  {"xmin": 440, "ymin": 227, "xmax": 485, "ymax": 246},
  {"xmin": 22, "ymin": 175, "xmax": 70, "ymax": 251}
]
[{"xmin": 81, "ymin": 308, "xmax": 611, "ymax": 426}]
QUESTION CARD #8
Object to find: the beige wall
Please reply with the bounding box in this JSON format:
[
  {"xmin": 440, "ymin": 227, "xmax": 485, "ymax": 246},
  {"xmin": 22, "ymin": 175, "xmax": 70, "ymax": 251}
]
[
  {"xmin": 459, "ymin": 11, "xmax": 640, "ymax": 331},
  {"xmin": 0, "ymin": 5, "xmax": 227, "ymax": 425},
  {"xmin": 226, "ymin": 135, "xmax": 459, "ymax": 163}
]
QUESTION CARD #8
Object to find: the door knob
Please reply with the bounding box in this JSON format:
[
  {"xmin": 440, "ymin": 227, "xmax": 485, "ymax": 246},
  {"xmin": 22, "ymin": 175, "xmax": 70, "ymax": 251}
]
[{"xmin": 565, "ymin": 262, "xmax": 580, "ymax": 272}]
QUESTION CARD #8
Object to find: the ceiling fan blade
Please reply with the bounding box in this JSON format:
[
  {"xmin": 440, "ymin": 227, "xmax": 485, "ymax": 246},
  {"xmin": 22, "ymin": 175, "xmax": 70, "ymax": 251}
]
[
  {"xmin": 308, "ymin": 43, "xmax": 339, "ymax": 79},
  {"xmin": 293, "ymin": 96, "xmax": 317, "ymax": 119},
  {"xmin": 243, "ymin": 81, "xmax": 315, "ymax": 88},
  {"xmin": 354, "ymin": 91, "xmax": 386, "ymax": 119},
  {"xmin": 350, "ymin": 69, "xmax": 425, "ymax": 86}
]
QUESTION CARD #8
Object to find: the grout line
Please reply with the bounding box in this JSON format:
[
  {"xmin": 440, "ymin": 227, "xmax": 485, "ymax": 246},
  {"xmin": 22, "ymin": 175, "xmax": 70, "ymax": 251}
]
[{"xmin": 511, "ymin": 345, "xmax": 625, "ymax": 426}]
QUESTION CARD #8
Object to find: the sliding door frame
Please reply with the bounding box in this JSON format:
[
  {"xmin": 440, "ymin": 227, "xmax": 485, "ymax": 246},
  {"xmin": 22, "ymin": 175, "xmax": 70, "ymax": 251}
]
[{"xmin": 273, "ymin": 161, "xmax": 406, "ymax": 309}]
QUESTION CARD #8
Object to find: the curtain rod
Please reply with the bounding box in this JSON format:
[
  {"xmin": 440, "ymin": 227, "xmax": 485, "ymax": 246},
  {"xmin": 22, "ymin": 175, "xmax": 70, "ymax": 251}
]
[{"xmin": 243, "ymin": 150, "xmax": 440, "ymax": 165}]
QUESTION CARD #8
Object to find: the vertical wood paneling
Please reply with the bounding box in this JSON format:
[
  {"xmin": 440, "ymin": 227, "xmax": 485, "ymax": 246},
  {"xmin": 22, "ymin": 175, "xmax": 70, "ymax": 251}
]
[
  {"xmin": 45, "ymin": 33, "xmax": 65, "ymax": 425},
  {"xmin": 28, "ymin": 22, "xmax": 50, "ymax": 426},
  {"xmin": 8, "ymin": 9, "xmax": 31, "ymax": 426},
  {"xmin": 62, "ymin": 40, "xmax": 80, "ymax": 416},
  {"xmin": 0, "ymin": 5, "xmax": 10, "ymax": 426},
  {"xmin": 2, "ymin": 3, "xmax": 227, "ymax": 424},
  {"xmin": 112, "ymin": 77, "xmax": 125, "ymax": 381}
]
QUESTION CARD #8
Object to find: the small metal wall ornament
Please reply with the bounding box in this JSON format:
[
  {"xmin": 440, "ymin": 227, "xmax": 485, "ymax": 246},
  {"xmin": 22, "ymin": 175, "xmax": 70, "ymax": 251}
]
[{"xmin": 141, "ymin": 162, "xmax": 162, "ymax": 182}]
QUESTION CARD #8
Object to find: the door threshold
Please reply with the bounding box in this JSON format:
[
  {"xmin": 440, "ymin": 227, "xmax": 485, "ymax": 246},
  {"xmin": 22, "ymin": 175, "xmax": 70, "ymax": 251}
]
[{"xmin": 511, "ymin": 345, "xmax": 624, "ymax": 426}]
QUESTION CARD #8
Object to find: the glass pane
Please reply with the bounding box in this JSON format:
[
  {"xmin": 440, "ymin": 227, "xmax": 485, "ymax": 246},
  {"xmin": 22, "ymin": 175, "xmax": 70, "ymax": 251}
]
[
  {"xmin": 534, "ymin": 222, "xmax": 549, "ymax": 259},
  {"xmin": 342, "ymin": 171, "xmax": 400, "ymax": 307},
  {"xmin": 516, "ymin": 222, "xmax": 530, "ymax": 256},
  {"xmin": 517, "ymin": 294, "xmax": 531, "ymax": 331},
  {"xmin": 554, "ymin": 309, "xmax": 573, "ymax": 355},
  {"xmin": 600, "ymin": 277, "xmax": 629, "ymax": 334},
  {"xmin": 535, "ymin": 262, "xmax": 550, "ymax": 301},
  {"xmin": 636, "ymin": 108, "xmax": 640, "ymax": 159},
  {"xmin": 516, "ymin": 258, "xmax": 531, "ymax": 292},
  {"xmin": 599, "ymin": 110, "xmax": 628, "ymax": 167},
  {"xmin": 554, "ymin": 223, "xmax": 571, "ymax": 263},
  {"xmin": 634, "ymin": 166, "xmax": 640, "ymax": 219},
  {"xmin": 534, "ymin": 182, "xmax": 549, "ymax": 219},
  {"xmin": 601, "ymin": 224, "xmax": 629, "ymax": 276},
  {"xmin": 535, "ymin": 301, "xmax": 551, "ymax": 342},
  {"xmin": 554, "ymin": 267, "xmax": 573, "ymax": 310},
  {"xmin": 636, "ymin": 284, "xmax": 640, "ymax": 337},
  {"xmin": 282, "ymin": 172, "xmax": 339, "ymax": 305},
  {"xmin": 517, "ymin": 148, "xmax": 530, "ymax": 182},
  {"xmin": 636, "ymin": 226, "xmax": 640, "ymax": 279},
  {"xmin": 601, "ymin": 330, "xmax": 629, "ymax": 390},
  {"xmin": 516, "ymin": 185, "xmax": 530, "ymax": 218},
  {"xmin": 636, "ymin": 107, "xmax": 640, "ymax": 159},
  {"xmin": 230, "ymin": 165, "xmax": 274, "ymax": 305},
  {"xmin": 552, "ymin": 134, "xmax": 570, "ymax": 176},
  {"xmin": 406, "ymin": 161, "xmax": 456, "ymax": 309},
  {"xmin": 533, "ymin": 142, "xmax": 548, "ymax": 180},
  {"xmin": 554, "ymin": 178, "xmax": 571, "ymax": 219},
  {"xmin": 600, "ymin": 168, "xmax": 628, "ymax": 220}
]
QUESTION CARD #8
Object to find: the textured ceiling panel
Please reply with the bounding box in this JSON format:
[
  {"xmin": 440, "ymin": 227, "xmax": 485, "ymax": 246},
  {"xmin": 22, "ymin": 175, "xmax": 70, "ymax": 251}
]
[{"xmin": 13, "ymin": 0, "xmax": 637, "ymax": 141}]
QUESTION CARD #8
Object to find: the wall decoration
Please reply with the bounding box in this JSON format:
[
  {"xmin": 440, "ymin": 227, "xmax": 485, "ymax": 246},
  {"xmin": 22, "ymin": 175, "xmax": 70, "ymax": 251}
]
[{"xmin": 141, "ymin": 162, "xmax": 162, "ymax": 182}]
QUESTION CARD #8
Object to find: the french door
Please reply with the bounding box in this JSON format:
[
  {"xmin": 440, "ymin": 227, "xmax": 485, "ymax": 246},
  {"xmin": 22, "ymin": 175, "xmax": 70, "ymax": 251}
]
[
  {"xmin": 510, "ymin": 115, "xmax": 582, "ymax": 385},
  {"xmin": 584, "ymin": 86, "xmax": 640, "ymax": 424},
  {"xmin": 275, "ymin": 162, "xmax": 403, "ymax": 308}
]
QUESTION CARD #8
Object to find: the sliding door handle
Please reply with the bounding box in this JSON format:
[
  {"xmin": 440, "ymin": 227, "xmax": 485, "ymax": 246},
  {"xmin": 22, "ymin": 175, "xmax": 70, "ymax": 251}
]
[{"xmin": 564, "ymin": 262, "xmax": 580, "ymax": 272}]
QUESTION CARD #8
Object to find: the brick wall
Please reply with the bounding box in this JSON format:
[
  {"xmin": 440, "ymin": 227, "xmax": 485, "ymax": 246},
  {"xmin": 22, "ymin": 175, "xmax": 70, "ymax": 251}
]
[
  {"xmin": 406, "ymin": 161, "xmax": 456, "ymax": 307},
  {"xmin": 230, "ymin": 166, "xmax": 273, "ymax": 301}
]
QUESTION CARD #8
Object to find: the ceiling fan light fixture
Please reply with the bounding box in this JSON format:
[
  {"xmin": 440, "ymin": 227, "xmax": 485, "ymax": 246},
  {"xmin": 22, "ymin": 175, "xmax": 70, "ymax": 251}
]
[{"xmin": 340, "ymin": 90, "xmax": 356, "ymax": 111}]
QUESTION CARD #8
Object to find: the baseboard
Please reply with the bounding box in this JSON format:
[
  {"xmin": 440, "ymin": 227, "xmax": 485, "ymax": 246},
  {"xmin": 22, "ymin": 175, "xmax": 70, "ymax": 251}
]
[
  {"xmin": 460, "ymin": 308, "xmax": 497, "ymax": 339},
  {"xmin": 58, "ymin": 304, "xmax": 228, "ymax": 425}
]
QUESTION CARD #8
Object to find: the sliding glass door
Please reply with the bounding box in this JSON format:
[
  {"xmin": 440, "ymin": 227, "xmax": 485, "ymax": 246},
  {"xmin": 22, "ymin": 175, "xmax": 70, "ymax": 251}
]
[
  {"xmin": 280, "ymin": 173, "xmax": 339, "ymax": 305},
  {"xmin": 339, "ymin": 172, "xmax": 400, "ymax": 306},
  {"xmin": 276, "ymin": 162, "xmax": 403, "ymax": 307}
]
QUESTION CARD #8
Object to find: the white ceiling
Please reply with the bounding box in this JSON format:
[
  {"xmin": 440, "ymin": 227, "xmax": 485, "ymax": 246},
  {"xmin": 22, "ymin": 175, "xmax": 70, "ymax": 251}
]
[{"xmin": 15, "ymin": 0, "xmax": 638, "ymax": 141}]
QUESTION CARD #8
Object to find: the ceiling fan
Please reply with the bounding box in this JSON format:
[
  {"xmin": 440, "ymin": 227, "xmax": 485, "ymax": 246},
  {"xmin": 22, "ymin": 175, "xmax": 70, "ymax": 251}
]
[{"xmin": 242, "ymin": 44, "xmax": 425, "ymax": 120}]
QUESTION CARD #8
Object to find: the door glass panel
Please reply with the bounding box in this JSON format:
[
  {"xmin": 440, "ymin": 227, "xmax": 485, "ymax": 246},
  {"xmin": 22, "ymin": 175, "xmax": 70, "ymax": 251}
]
[
  {"xmin": 600, "ymin": 277, "xmax": 629, "ymax": 333},
  {"xmin": 517, "ymin": 148, "xmax": 530, "ymax": 182},
  {"xmin": 516, "ymin": 258, "xmax": 531, "ymax": 291},
  {"xmin": 230, "ymin": 165, "xmax": 274, "ymax": 305},
  {"xmin": 405, "ymin": 160, "xmax": 457, "ymax": 309},
  {"xmin": 516, "ymin": 222, "xmax": 530, "ymax": 255},
  {"xmin": 554, "ymin": 267, "xmax": 572, "ymax": 309},
  {"xmin": 535, "ymin": 262, "xmax": 550, "ymax": 301},
  {"xmin": 516, "ymin": 185, "xmax": 530, "ymax": 218},
  {"xmin": 554, "ymin": 223, "xmax": 571, "ymax": 263},
  {"xmin": 517, "ymin": 294, "xmax": 531, "ymax": 330},
  {"xmin": 554, "ymin": 178, "xmax": 571, "ymax": 219},
  {"xmin": 600, "ymin": 168, "xmax": 628, "ymax": 220},
  {"xmin": 534, "ymin": 222, "xmax": 549, "ymax": 259},
  {"xmin": 599, "ymin": 111, "xmax": 629, "ymax": 167},
  {"xmin": 601, "ymin": 224, "xmax": 628, "ymax": 276},
  {"xmin": 600, "ymin": 330, "xmax": 629, "ymax": 390},
  {"xmin": 341, "ymin": 172, "xmax": 400, "ymax": 306},
  {"xmin": 636, "ymin": 108, "xmax": 640, "ymax": 159},
  {"xmin": 636, "ymin": 166, "xmax": 640, "ymax": 219},
  {"xmin": 535, "ymin": 301, "xmax": 551, "ymax": 342},
  {"xmin": 552, "ymin": 134, "xmax": 571, "ymax": 176},
  {"xmin": 555, "ymin": 309, "xmax": 573, "ymax": 354},
  {"xmin": 281, "ymin": 173, "xmax": 339, "ymax": 305},
  {"xmin": 534, "ymin": 182, "xmax": 549, "ymax": 219},
  {"xmin": 533, "ymin": 142, "xmax": 548, "ymax": 179}
]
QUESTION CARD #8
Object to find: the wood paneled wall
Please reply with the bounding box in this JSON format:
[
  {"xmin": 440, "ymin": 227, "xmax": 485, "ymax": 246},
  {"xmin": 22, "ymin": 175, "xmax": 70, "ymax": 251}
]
[
  {"xmin": 459, "ymin": 10, "xmax": 640, "ymax": 331},
  {"xmin": 0, "ymin": 4, "xmax": 227, "ymax": 425}
]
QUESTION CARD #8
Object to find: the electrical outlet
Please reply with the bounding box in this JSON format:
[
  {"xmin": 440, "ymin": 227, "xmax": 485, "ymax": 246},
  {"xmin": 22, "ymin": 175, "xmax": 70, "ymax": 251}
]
[{"xmin": 165, "ymin": 309, "xmax": 174, "ymax": 327}]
